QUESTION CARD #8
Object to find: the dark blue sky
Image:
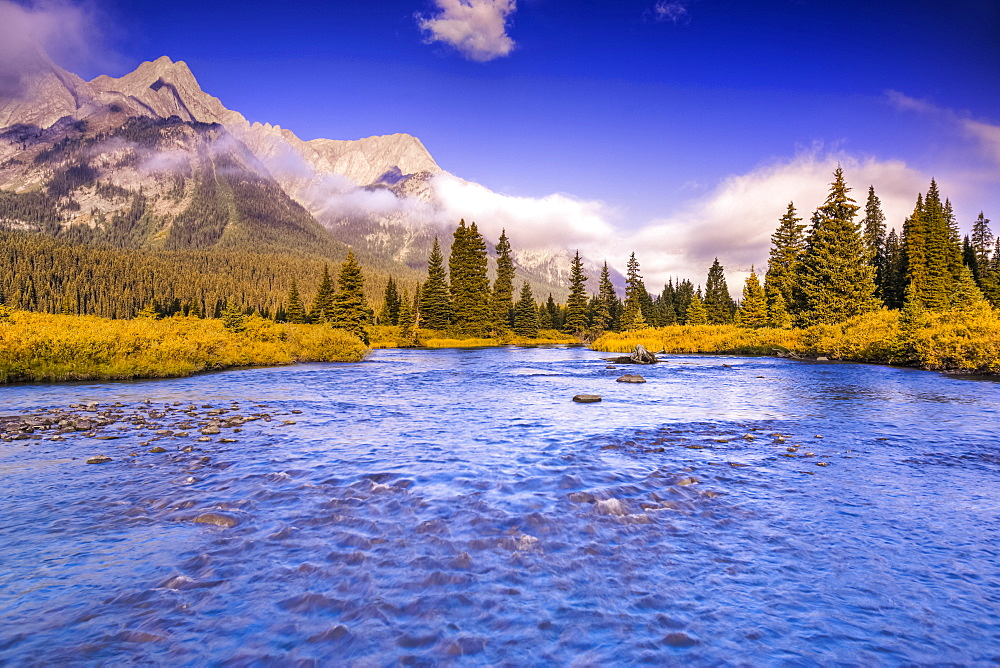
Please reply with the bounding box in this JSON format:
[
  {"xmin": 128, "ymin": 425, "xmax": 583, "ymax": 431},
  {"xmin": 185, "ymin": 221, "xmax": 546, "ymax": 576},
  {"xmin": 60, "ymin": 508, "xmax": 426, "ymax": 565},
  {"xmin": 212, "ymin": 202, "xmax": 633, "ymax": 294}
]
[{"xmin": 41, "ymin": 0, "xmax": 1000, "ymax": 277}]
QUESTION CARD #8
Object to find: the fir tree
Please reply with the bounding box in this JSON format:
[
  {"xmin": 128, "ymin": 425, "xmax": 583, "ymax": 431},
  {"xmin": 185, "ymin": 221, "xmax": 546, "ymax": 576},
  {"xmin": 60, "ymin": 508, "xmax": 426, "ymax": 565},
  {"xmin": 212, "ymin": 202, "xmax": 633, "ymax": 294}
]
[
  {"xmin": 798, "ymin": 166, "xmax": 879, "ymax": 324},
  {"xmin": 545, "ymin": 294, "xmax": 561, "ymax": 330},
  {"xmin": 379, "ymin": 277, "xmax": 400, "ymax": 326},
  {"xmin": 674, "ymin": 279, "xmax": 695, "ymax": 324},
  {"xmin": 221, "ymin": 300, "xmax": 246, "ymax": 333},
  {"xmin": 764, "ymin": 202, "xmax": 806, "ymax": 314},
  {"xmin": 685, "ymin": 290, "xmax": 708, "ymax": 325},
  {"xmin": 970, "ymin": 212, "xmax": 994, "ymax": 287},
  {"xmin": 397, "ymin": 289, "xmax": 419, "ymax": 347},
  {"xmin": 449, "ymin": 220, "xmax": 491, "ymax": 335},
  {"xmin": 420, "ymin": 237, "xmax": 452, "ymax": 330},
  {"xmin": 862, "ymin": 186, "xmax": 887, "ymax": 301},
  {"xmin": 621, "ymin": 253, "xmax": 647, "ymax": 331},
  {"xmin": 491, "ymin": 229, "xmax": 515, "ymax": 333},
  {"xmin": 765, "ymin": 286, "xmax": 792, "ymax": 328},
  {"xmin": 309, "ymin": 265, "xmax": 336, "ymax": 323},
  {"xmin": 285, "ymin": 279, "xmax": 306, "ymax": 324},
  {"xmin": 951, "ymin": 265, "xmax": 990, "ymax": 313},
  {"xmin": 591, "ymin": 262, "xmax": 616, "ymax": 332},
  {"xmin": 963, "ymin": 235, "xmax": 980, "ymax": 283},
  {"xmin": 882, "ymin": 227, "xmax": 905, "ymax": 309},
  {"xmin": 704, "ymin": 258, "xmax": 734, "ymax": 324},
  {"xmin": 735, "ymin": 267, "xmax": 768, "ymax": 328},
  {"xmin": 513, "ymin": 282, "xmax": 539, "ymax": 337},
  {"xmin": 331, "ymin": 250, "xmax": 373, "ymax": 345},
  {"xmin": 564, "ymin": 250, "xmax": 589, "ymax": 335}
]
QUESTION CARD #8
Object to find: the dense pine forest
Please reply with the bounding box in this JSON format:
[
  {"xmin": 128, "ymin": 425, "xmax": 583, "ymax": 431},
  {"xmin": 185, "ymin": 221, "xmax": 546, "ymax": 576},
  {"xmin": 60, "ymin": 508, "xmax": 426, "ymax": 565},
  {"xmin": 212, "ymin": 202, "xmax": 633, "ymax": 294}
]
[{"xmin": 2, "ymin": 165, "xmax": 998, "ymax": 372}]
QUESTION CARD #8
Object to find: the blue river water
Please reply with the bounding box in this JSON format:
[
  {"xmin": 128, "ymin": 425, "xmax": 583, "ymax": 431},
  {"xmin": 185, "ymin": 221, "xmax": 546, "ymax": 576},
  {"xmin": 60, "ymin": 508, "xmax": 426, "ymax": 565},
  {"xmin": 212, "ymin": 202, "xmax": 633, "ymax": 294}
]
[{"xmin": 1, "ymin": 346, "xmax": 999, "ymax": 665}]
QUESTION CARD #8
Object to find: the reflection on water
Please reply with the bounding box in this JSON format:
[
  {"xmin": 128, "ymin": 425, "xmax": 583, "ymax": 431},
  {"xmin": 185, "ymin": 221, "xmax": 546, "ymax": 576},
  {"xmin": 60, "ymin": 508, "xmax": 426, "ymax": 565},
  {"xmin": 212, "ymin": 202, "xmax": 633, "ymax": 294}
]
[{"xmin": 2, "ymin": 347, "xmax": 1000, "ymax": 664}]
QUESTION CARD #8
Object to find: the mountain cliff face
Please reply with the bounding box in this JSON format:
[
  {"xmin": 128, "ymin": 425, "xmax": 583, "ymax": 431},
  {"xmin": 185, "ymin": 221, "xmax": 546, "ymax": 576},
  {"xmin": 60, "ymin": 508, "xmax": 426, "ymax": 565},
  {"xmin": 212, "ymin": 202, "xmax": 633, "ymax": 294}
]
[{"xmin": 0, "ymin": 51, "xmax": 604, "ymax": 297}]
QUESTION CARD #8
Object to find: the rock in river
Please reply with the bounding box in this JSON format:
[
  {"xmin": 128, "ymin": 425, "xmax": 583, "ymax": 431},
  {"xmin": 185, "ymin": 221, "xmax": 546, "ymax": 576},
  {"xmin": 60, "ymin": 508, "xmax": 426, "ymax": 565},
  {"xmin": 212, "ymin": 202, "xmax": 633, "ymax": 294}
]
[
  {"xmin": 573, "ymin": 394, "xmax": 602, "ymax": 403},
  {"xmin": 86, "ymin": 455, "xmax": 113, "ymax": 464},
  {"xmin": 616, "ymin": 374, "xmax": 646, "ymax": 383},
  {"xmin": 193, "ymin": 512, "xmax": 240, "ymax": 528}
]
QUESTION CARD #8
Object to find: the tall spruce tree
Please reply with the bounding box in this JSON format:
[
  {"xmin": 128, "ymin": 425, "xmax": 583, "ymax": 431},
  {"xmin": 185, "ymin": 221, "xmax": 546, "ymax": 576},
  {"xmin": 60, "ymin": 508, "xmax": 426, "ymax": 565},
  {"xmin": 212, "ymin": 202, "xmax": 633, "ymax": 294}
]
[
  {"xmin": 564, "ymin": 251, "xmax": 589, "ymax": 335},
  {"xmin": 798, "ymin": 166, "xmax": 879, "ymax": 324},
  {"xmin": 765, "ymin": 202, "xmax": 806, "ymax": 316},
  {"xmin": 420, "ymin": 237, "xmax": 452, "ymax": 330},
  {"xmin": 704, "ymin": 258, "xmax": 734, "ymax": 324},
  {"xmin": 675, "ymin": 279, "xmax": 695, "ymax": 324},
  {"xmin": 971, "ymin": 212, "xmax": 994, "ymax": 284},
  {"xmin": 862, "ymin": 186, "xmax": 887, "ymax": 302},
  {"xmin": 285, "ymin": 278, "xmax": 306, "ymax": 324},
  {"xmin": 735, "ymin": 267, "xmax": 768, "ymax": 328},
  {"xmin": 513, "ymin": 282, "xmax": 539, "ymax": 337},
  {"xmin": 492, "ymin": 229, "xmax": 515, "ymax": 333},
  {"xmin": 396, "ymin": 289, "xmax": 418, "ymax": 347},
  {"xmin": 545, "ymin": 294, "xmax": 561, "ymax": 330},
  {"xmin": 591, "ymin": 262, "xmax": 617, "ymax": 332},
  {"xmin": 685, "ymin": 290, "xmax": 708, "ymax": 325},
  {"xmin": 882, "ymin": 227, "xmax": 905, "ymax": 309},
  {"xmin": 621, "ymin": 253, "xmax": 647, "ymax": 331},
  {"xmin": 379, "ymin": 277, "xmax": 400, "ymax": 325},
  {"xmin": 309, "ymin": 265, "xmax": 337, "ymax": 323},
  {"xmin": 449, "ymin": 220, "xmax": 491, "ymax": 335},
  {"xmin": 331, "ymin": 250, "xmax": 373, "ymax": 345}
]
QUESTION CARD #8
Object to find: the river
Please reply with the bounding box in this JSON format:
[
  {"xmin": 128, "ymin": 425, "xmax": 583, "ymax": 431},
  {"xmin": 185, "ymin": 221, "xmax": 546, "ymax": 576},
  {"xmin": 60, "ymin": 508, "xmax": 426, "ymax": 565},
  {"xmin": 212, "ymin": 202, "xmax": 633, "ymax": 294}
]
[{"xmin": 1, "ymin": 346, "xmax": 999, "ymax": 665}]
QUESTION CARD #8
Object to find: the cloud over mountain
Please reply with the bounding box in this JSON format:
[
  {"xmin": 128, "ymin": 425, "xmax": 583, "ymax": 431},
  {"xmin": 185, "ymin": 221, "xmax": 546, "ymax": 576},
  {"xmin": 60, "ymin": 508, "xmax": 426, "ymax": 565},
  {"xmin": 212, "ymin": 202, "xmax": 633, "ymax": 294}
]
[{"xmin": 418, "ymin": 0, "xmax": 517, "ymax": 62}]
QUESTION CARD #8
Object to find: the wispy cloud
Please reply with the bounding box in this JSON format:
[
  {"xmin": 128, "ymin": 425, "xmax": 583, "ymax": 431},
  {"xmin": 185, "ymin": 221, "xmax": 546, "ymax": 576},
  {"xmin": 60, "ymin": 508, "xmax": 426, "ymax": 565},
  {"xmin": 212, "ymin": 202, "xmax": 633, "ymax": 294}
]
[
  {"xmin": 0, "ymin": 0, "xmax": 105, "ymax": 97},
  {"xmin": 887, "ymin": 90, "xmax": 1000, "ymax": 165},
  {"xmin": 417, "ymin": 0, "xmax": 516, "ymax": 62},
  {"xmin": 652, "ymin": 0, "xmax": 690, "ymax": 24}
]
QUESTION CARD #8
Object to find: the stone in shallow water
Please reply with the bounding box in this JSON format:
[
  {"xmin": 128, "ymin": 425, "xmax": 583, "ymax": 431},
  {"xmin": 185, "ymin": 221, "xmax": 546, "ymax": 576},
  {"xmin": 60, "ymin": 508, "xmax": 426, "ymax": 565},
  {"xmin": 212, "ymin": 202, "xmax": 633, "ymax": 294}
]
[
  {"xmin": 663, "ymin": 632, "xmax": 699, "ymax": 648},
  {"xmin": 616, "ymin": 374, "xmax": 646, "ymax": 383},
  {"xmin": 86, "ymin": 455, "xmax": 112, "ymax": 464},
  {"xmin": 573, "ymin": 394, "xmax": 602, "ymax": 403},
  {"xmin": 193, "ymin": 512, "xmax": 240, "ymax": 528}
]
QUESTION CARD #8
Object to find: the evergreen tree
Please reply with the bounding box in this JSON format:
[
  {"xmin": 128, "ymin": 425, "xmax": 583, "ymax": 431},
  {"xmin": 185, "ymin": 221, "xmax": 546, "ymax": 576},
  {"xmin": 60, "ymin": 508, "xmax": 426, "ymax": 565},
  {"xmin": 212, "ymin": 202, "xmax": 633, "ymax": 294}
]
[
  {"xmin": 659, "ymin": 281, "xmax": 677, "ymax": 325},
  {"xmin": 764, "ymin": 202, "xmax": 806, "ymax": 314},
  {"xmin": 449, "ymin": 220, "xmax": 492, "ymax": 335},
  {"xmin": 513, "ymin": 282, "xmax": 539, "ymax": 337},
  {"xmin": 564, "ymin": 250, "xmax": 589, "ymax": 335},
  {"xmin": 379, "ymin": 277, "xmax": 400, "ymax": 326},
  {"xmin": 420, "ymin": 237, "xmax": 452, "ymax": 330},
  {"xmin": 862, "ymin": 186, "xmax": 888, "ymax": 302},
  {"xmin": 591, "ymin": 262, "xmax": 616, "ymax": 332},
  {"xmin": 951, "ymin": 265, "xmax": 991, "ymax": 313},
  {"xmin": 970, "ymin": 212, "xmax": 994, "ymax": 289},
  {"xmin": 735, "ymin": 267, "xmax": 768, "ymax": 328},
  {"xmin": 309, "ymin": 265, "xmax": 336, "ymax": 323},
  {"xmin": 545, "ymin": 294, "xmax": 561, "ymax": 330},
  {"xmin": 491, "ymin": 229, "xmax": 515, "ymax": 333},
  {"xmin": 765, "ymin": 286, "xmax": 792, "ymax": 328},
  {"xmin": 621, "ymin": 253, "xmax": 647, "ymax": 331},
  {"xmin": 135, "ymin": 302, "xmax": 159, "ymax": 319},
  {"xmin": 685, "ymin": 290, "xmax": 708, "ymax": 325},
  {"xmin": 882, "ymin": 227, "xmax": 905, "ymax": 309},
  {"xmin": 674, "ymin": 279, "xmax": 695, "ymax": 324},
  {"xmin": 285, "ymin": 279, "xmax": 306, "ymax": 324},
  {"xmin": 331, "ymin": 250, "xmax": 373, "ymax": 345},
  {"xmin": 397, "ymin": 289, "xmax": 419, "ymax": 347},
  {"xmin": 963, "ymin": 235, "xmax": 980, "ymax": 283},
  {"xmin": 703, "ymin": 258, "xmax": 734, "ymax": 324},
  {"xmin": 798, "ymin": 166, "xmax": 879, "ymax": 324},
  {"xmin": 220, "ymin": 299, "xmax": 245, "ymax": 333}
]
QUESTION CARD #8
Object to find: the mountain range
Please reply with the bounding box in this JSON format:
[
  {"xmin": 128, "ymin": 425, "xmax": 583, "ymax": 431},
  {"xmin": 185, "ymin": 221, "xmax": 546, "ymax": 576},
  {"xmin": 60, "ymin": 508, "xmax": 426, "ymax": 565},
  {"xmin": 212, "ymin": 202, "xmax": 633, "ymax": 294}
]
[{"xmin": 0, "ymin": 46, "xmax": 613, "ymax": 297}]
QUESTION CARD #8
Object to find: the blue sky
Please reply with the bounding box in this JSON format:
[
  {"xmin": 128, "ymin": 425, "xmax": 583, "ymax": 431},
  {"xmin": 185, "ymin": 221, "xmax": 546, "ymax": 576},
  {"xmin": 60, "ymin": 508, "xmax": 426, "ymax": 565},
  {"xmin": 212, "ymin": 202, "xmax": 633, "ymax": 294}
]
[{"xmin": 8, "ymin": 0, "xmax": 1000, "ymax": 282}]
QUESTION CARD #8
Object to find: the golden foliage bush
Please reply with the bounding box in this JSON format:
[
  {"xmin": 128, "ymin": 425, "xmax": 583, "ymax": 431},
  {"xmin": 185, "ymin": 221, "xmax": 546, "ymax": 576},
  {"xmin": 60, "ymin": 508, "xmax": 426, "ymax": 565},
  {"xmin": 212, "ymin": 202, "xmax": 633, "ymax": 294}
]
[
  {"xmin": 591, "ymin": 307, "xmax": 1000, "ymax": 373},
  {"xmin": 0, "ymin": 311, "xmax": 367, "ymax": 383}
]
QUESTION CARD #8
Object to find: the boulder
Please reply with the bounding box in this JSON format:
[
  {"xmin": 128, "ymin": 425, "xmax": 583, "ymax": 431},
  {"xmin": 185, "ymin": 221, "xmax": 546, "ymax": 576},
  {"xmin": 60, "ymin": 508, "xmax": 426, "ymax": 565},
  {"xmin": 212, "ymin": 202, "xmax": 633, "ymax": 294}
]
[
  {"xmin": 616, "ymin": 374, "xmax": 646, "ymax": 383},
  {"xmin": 573, "ymin": 394, "xmax": 602, "ymax": 403},
  {"xmin": 86, "ymin": 455, "xmax": 113, "ymax": 464}
]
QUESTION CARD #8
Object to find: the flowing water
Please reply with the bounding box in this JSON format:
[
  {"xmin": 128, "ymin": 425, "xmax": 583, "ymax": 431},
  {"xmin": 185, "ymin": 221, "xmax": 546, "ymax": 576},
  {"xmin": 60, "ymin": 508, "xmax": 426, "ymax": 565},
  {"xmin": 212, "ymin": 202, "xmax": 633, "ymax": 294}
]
[{"xmin": 1, "ymin": 346, "xmax": 999, "ymax": 665}]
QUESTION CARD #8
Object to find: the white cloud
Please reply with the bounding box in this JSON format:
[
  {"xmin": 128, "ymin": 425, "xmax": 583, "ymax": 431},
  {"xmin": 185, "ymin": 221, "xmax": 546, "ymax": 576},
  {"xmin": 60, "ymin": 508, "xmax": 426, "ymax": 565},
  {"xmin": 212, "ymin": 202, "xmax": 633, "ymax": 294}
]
[
  {"xmin": 429, "ymin": 172, "xmax": 617, "ymax": 252},
  {"xmin": 418, "ymin": 0, "xmax": 516, "ymax": 62},
  {"xmin": 623, "ymin": 150, "xmax": 931, "ymax": 289},
  {"xmin": 652, "ymin": 1, "xmax": 689, "ymax": 23},
  {"xmin": 0, "ymin": 0, "xmax": 104, "ymax": 97}
]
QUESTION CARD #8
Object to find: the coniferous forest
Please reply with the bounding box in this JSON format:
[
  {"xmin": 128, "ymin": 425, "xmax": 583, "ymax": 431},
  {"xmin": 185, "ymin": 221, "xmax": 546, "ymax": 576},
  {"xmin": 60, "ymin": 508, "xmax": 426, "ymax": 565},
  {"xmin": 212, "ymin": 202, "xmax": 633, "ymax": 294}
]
[{"xmin": 2, "ymin": 166, "xmax": 999, "ymax": 376}]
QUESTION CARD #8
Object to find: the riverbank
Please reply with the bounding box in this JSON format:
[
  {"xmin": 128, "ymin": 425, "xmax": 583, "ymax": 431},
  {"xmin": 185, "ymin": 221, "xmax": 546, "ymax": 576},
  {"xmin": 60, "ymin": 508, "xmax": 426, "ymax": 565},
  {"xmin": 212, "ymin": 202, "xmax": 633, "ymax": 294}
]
[
  {"xmin": 0, "ymin": 311, "xmax": 368, "ymax": 383},
  {"xmin": 368, "ymin": 325, "xmax": 578, "ymax": 349},
  {"xmin": 590, "ymin": 307, "xmax": 1000, "ymax": 374}
]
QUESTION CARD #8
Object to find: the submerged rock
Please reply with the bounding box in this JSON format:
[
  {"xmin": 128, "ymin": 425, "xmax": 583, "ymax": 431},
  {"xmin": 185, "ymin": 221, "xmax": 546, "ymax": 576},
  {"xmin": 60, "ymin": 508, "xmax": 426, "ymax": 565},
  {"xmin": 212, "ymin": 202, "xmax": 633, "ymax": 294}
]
[
  {"xmin": 193, "ymin": 512, "xmax": 240, "ymax": 528},
  {"xmin": 616, "ymin": 374, "xmax": 646, "ymax": 383}
]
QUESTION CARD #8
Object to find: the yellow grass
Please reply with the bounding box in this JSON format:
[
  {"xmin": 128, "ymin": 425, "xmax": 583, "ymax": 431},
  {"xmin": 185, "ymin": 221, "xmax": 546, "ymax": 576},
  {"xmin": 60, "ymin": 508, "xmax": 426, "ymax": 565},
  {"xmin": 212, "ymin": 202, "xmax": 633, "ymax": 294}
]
[
  {"xmin": 590, "ymin": 307, "xmax": 1000, "ymax": 373},
  {"xmin": 0, "ymin": 310, "xmax": 368, "ymax": 383}
]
